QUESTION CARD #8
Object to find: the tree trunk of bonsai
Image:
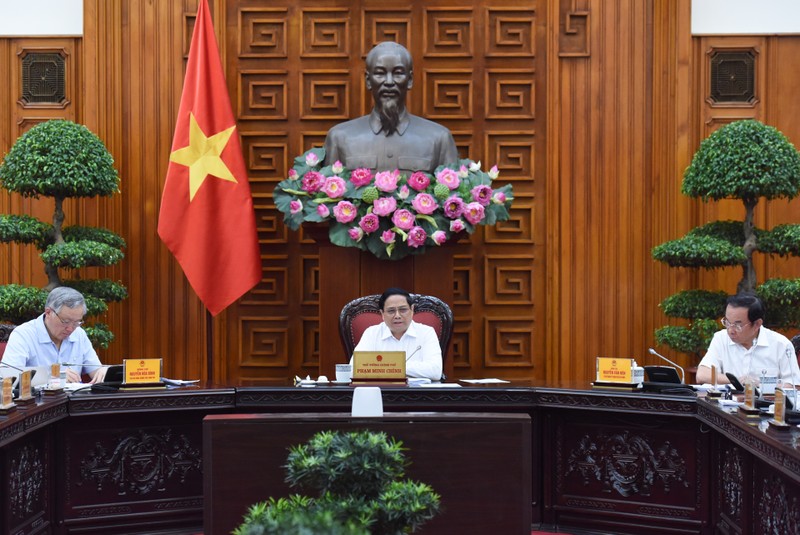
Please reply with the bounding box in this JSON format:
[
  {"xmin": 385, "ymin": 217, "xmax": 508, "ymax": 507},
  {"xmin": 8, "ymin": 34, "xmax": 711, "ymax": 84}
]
[
  {"xmin": 44, "ymin": 196, "xmax": 66, "ymax": 291},
  {"xmin": 738, "ymin": 197, "xmax": 758, "ymax": 294}
]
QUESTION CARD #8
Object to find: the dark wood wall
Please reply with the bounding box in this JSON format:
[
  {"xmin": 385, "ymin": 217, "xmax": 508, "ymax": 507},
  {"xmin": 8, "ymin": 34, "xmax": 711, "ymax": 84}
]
[{"xmin": 1, "ymin": 0, "xmax": 798, "ymax": 385}]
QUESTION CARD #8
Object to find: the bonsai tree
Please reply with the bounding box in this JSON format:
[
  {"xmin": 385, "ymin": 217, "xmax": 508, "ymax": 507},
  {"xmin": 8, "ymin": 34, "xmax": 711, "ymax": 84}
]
[
  {"xmin": 0, "ymin": 119, "xmax": 126, "ymax": 348},
  {"xmin": 653, "ymin": 119, "xmax": 800, "ymax": 359},
  {"xmin": 234, "ymin": 429, "xmax": 441, "ymax": 535}
]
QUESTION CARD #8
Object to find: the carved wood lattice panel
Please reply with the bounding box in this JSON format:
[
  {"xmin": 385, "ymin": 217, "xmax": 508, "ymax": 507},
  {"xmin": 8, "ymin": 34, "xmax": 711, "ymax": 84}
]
[{"xmin": 225, "ymin": 0, "xmax": 543, "ymax": 383}]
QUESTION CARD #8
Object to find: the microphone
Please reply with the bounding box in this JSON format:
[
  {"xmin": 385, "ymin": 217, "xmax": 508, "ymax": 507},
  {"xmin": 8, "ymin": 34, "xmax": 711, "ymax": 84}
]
[
  {"xmin": 648, "ymin": 348, "xmax": 685, "ymax": 384},
  {"xmin": 0, "ymin": 361, "xmax": 25, "ymax": 373},
  {"xmin": 406, "ymin": 345, "xmax": 422, "ymax": 361}
]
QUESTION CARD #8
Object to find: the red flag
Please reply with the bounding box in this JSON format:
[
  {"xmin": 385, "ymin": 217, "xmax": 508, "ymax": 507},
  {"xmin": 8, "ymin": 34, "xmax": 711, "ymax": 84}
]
[{"xmin": 158, "ymin": 0, "xmax": 260, "ymax": 316}]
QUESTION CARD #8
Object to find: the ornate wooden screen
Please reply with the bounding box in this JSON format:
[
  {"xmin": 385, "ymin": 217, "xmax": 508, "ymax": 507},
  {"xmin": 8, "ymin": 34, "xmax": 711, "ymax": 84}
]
[{"xmin": 222, "ymin": 0, "xmax": 546, "ymax": 384}]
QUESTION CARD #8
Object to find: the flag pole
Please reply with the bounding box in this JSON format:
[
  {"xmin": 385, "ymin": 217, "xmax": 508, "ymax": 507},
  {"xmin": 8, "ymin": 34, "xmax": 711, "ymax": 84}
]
[
  {"xmin": 159, "ymin": 0, "xmax": 260, "ymax": 360},
  {"xmin": 206, "ymin": 310, "xmax": 214, "ymax": 383}
]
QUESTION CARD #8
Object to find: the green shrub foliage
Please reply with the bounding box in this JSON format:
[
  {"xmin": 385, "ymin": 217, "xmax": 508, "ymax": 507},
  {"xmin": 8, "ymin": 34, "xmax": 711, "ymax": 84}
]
[
  {"xmin": 0, "ymin": 120, "xmax": 125, "ymax": 348},
  {"xmin": 234, "ymin": 430, "xmax": 440, "ymax": 535},
  {"xmin": 0, "ymin": 120, "xmax": 119, "ymax": 198},
  {"xmin": 660, "ymin": 290, "xmax": 728, "ymax": 321},
  {"xmin": 653, "ymin": 120, "xmax": 800, "ymax": 359},
  {"xmin": 0, "ymin": 214, "xmax": 50, "ymax": 245},
  {"xmin": 682, "ymin": 119, "xmax": 800, "ymax": 202}
]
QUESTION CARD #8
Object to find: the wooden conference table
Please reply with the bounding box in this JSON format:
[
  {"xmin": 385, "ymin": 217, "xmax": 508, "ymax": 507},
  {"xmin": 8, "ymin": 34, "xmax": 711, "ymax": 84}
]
[{"xmin": 1, "ymin": 382, "xmax": 799, "ymax": 534}]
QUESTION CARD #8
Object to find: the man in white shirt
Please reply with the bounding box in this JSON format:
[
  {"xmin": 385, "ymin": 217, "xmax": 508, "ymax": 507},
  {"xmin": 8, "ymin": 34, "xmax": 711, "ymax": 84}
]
[
  {"xmin": 1, "ymin": 287, "xmax": 107, "ymax": 383},
  {"xmin": 697, "ymin": 293, "xmax": 800, "ymax": 388},
  {"xmin": 352, "ymin": 288, "xmax": 443, "ymax": 381}
]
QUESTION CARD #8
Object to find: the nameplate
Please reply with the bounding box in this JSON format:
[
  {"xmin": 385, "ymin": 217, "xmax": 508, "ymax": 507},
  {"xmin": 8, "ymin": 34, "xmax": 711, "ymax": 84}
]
[
  {"xmin": 596, "ymin": 357, "xmax": 635, "ymax": 383},
  {"xmin": 1, "ymin": 377, "xmax": 13, "ymax": 407},
  {"xmin": 352, "ymin": 351, "xmax": 406, "ymax": 381},
  {"xmin": 49, "ymin": 363, "xmax": 62, "ymax": 388},
  {"xmin": 123, "ymin": 358, "xmax": 163, "ymax": 385},
  {"xmin": 18, "ymin": 370, "xmax": 33, "ymax": 400}
]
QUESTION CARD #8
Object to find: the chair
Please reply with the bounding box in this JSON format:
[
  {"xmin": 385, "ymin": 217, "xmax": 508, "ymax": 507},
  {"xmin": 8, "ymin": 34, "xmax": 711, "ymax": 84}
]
[
  {"xmin": 792, "ymin": 334, "xmax": 800, "ymax": 367},
  {"xmin": 338, "ymin": 293, "xmax": 454, "ymax": 379},
  {"xmin": 0, "ymin": 324, "xmax": 15, "ymax": 360}
]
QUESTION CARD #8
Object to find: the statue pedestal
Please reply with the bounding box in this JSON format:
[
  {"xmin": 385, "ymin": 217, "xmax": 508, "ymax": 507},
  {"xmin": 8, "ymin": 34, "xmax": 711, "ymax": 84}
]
[{"xmin": 305, "ymin": 225, "xmax": 454, "ymax": 378}]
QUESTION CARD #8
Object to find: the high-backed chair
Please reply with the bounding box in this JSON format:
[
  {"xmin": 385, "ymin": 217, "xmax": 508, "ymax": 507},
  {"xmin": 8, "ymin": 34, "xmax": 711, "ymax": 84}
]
[
  {"xmin": 339, "ymin": 293, "xmax": 454, "ymax": 380},
  {"xmin": 792, "ymin": 334, "xmax": 800, "ymax": 367},
  {"xmin": 0, "ymin": 324, "xmax": 15, "ymax": 360}
]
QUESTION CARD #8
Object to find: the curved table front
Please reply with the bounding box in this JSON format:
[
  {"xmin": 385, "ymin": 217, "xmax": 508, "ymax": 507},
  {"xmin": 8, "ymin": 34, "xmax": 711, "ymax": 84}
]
[{"xmin": 1, "ymin": 383, "xmax": 798, "ymax": 534}]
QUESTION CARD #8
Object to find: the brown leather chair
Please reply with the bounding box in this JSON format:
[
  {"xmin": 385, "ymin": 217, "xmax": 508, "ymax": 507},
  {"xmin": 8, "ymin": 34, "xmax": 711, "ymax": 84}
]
[
  {"xmin": 339, "ymin": 294, "xmax": 454, "ymax": 380},
  {"xmin": 792, "ymin": 334, "xmax": 800, "ymax": 367},
  {"xmin": 0, "ymin": 324, "xmax": 15, "ymax": 360}
]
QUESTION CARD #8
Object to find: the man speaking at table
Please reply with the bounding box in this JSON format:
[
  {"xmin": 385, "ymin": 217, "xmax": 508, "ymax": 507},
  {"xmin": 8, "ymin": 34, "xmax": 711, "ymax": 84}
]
[
  {"xmin": 1, "ymin": 287, "xmax": 107, "ymax": 384},
  {"xmin": 351, "ymin": 288, "xmax": 443, "ymax": 381},
  {"xmin": 696, "ymin": 293, "xmax": 800, "ymax": 388}
]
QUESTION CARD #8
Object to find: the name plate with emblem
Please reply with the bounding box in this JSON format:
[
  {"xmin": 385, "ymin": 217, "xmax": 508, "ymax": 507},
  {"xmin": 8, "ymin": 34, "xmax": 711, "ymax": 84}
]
[{"xmin": 352, "ymin": 351, "xmax": 406, "ymax": 383}]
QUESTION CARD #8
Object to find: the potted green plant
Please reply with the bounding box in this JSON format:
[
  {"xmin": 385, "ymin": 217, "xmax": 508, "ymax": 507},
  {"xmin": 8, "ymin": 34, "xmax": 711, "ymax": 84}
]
[
  {"xmin": 0, "ymin": 119, "xmax": 126, "ymax": 348},
  {"xmin": 234, "ymin": 429, "xmax": 441, "ymax": 535},
  {"xmin": 652, "ymin": 119, "xmax": 800, "ymax": 359}
]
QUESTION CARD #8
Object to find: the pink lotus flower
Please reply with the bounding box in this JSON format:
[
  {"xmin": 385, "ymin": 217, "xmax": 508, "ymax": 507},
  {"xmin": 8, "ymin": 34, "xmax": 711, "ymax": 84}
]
[
  {"xmin": 380, "ymin": 230, "xmax": 396, "ymax": 244},
  {"xmin": 333, "ymin": 201, "xmax": 357, "ymax": 223},
  {"xmin": 288, "ymin": 168, "xmax": 298, "ymax": 179},
  {"xmin": 443, "ymin": 195, "xmax": 465, "ymax": 218},
  {"xmin": 350, "ymin": 167, "xmax": 373, "ymax": 187},
  {"xmin": 411, "ymin": 193, "xmax": 437, "ymax": 215},
  {"xmin": 305, "ymin": 152, "xmax": 320, "ymax": 166},
  {"xmin": 290, "ymin": 200, "xmax": 303, "ymax": 214},
  {"xmin": 432, "ymin": 230, "xmax": 447, "ymax": 245},
  {"xmin": 492, "ymin": 191, "xmax": 507, "ymax": 204},
  {"xmin": 332, "ymin": 160, "xmax": 344, "ymax": 174},
  {"xmin": 392, "ymin": 209, "xmax": 415, "ymax": 230},
  {"xmin": 450, "ymin": 219, "xmax": 466, "ymax": 233},
  {"xmin": 375, "ymin": 169, "xmax": 400, "ymax": 192},
  {"xmin": 358, "ymin": 213, "xmax": 380, "ymax": 234},
  {"xmin": 398, "ymin": 185, "xmax": 410, "ymax": 200},
  {"xmin": 488, "ymin": 165, "xmax": 499, "ymax": 179},
  {"xmin": 435, "ymin": 168, "xmax": 460, "ymax": 190},
  {"xmin": 301, "ymin": 171, "xmax": 325, "ymax": 193},
  {"xmin": 317, "ymin": 204, "xmax": 330, "ymax": 218},
  {"xmin": 463, "ymin": 202, "xmax": 485, "ymax": 225},
  {"xmin": 322, "ymin": 176, "xmax": 347, "ymax": 198},
  {"xmin": 408, "ymin": 171, "xmax": 430, "ymax": 191},
  {"xmin": 348, "ymin": 227, "xmax": 364, "ymax": 242},
  {"xmin": 372, "ymin": 196, "xmax": 397, "ymax": 217},
  {"xmin": 471, "ymin": 185, "xmax": 493, "ymax": 206},
  {"xmin": 458, "ymin": 165, "xmax": 469, "ymax": 178},
  {"xmin": 407, "ymin": 226, "xmax": 427, "ymax": 248}
]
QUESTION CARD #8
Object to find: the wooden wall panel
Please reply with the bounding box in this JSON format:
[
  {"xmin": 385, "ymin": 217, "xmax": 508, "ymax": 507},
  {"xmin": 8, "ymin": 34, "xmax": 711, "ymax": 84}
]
[
  {"xmin": 692, "ymin": 34, "xmax": 800, "ymax": 342},
  {"xmin": 547, "ymin": 0, "xmax": 654, "ymax": 381},
  {"xmin": 0, "ymin": 1, "xmax": 209, "ymax": 381},
  {"xmin": 224, "ymin": 0, "xmax": 544, "ymax": 384}
]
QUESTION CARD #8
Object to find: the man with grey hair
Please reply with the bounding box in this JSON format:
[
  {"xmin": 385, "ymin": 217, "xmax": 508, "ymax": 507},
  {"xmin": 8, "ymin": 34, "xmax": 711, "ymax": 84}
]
[
  {"xmin": 323, "ymin": 41, "xmax": 459, "ymax": 173},
  {"xmin": 1, "ymin": 286, "xmax": 107, "ymax": 383}
]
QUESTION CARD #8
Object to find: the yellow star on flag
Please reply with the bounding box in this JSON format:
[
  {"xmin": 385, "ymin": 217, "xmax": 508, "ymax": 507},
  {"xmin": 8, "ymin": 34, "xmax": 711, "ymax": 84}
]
[{"xmin": 169, "ymin": 113, "xmax": 238, "ymax": 200}]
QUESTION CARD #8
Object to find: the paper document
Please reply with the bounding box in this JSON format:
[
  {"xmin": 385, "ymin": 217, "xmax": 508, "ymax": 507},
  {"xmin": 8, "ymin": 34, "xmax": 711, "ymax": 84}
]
[
  {"xmin": 161, "ymin": 378, "xmax": 200, "ymax": 386},
  {"xmin": 417, "ymin": 383, "xmax": 461, "ymax": 388},
  {"xmin": 62, "ymin": 382, "xmax": 91, "ymax": 391},
  {"xmin": 459, "ymin": 378, "xmax": 510, "ymax": 384},
  {"xmin": 693, "ymin": 384, "xmax": 730, "ymax": 392}
]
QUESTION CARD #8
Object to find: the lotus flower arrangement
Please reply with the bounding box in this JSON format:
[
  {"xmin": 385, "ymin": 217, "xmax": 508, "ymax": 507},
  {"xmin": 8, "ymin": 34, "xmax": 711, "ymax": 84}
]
[{"xmin": 273, "ymin": 148, "xmax": 514, "ymax": 260}]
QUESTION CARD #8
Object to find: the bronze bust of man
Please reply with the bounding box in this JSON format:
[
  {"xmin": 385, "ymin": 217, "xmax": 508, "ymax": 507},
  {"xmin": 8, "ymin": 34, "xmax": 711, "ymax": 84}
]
[{"xmin": 323, "ymin": 42, "xmax": 459, "ymax": 173}]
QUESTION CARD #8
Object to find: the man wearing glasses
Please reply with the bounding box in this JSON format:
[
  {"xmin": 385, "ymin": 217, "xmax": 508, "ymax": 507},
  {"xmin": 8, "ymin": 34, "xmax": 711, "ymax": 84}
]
[
  {"xmin": 351, "ymin": 287, "xmax": 443, "ymax": 381},
  {"xmin": 696, "ymin": 293, "xmax": 800, "ymax": 388},
  {"xmin": 1, "ymin": 286, "xmax": 107, "ymax": 383}
]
